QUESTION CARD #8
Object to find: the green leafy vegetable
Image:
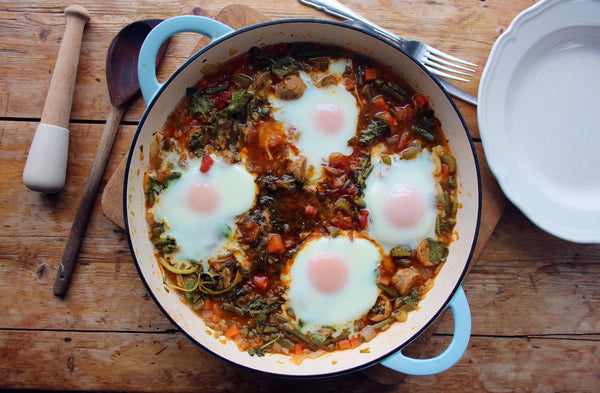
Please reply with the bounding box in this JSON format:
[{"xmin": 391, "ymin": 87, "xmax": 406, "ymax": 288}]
[
  {"xmin": 359, "ymin": 116, "xmax": 389, "ymax": 145},
  {"xmin": 145, "ymin": 172, "xmax": 181, "ymax": 206},
  {"xmin": 162, "ymin": 172, "xmax": 182, "ymax": 189},
  {"xmin": 224, "ymin": 90, "xmax": 249, "ymax": 116},
  {"xmin": 186, "ymin": 87, "xmax": 212, "ymax": 119},
  {"xmin": 428, "ymin": 238, "xmax": 449, "ymax": 264},
  {"xmin": 232, "ymin": 73, "xmax": 252, "ymax": 89},
  {"xmin": 436, "ymin": 216, "xmax": 456, "ymax": 236},
  {"xmin": 184, "ymin": 278, "xmax": 204, "ymax": 305},
  {"xmin": 189, "ymin": 130, "xmax": 205, "ymax": 157},
  {"xmin": 153, "ymin": 235, "xmax": 177, "ymax": 254},
  {"xmin": 271, "ymin": 56, "xmax": 300, "ymax": 76}
]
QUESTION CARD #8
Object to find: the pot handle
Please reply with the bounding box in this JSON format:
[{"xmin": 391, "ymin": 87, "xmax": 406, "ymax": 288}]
[
  {"xmin": 379, "ymin": 286, "xmax": 471, "ymax": 376},
  {"xmin": 137, "ymin": 16, "xmax": 234, "ymax": 104}
]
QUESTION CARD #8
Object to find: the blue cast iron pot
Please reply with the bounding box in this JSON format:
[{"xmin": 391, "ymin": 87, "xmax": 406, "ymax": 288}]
[{"xmin": 125, "ymin": 16, "xmax": 481, "ymax": 378}]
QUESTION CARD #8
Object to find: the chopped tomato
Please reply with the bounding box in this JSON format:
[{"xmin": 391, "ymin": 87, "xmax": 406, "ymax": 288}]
[
  {"xmin": 304, "ymin": 203, "xmax": 318, "ymax": 218},
  {"xmin": 359, "ymin": 210, "xmax": 369, "ymax": 230},
  {"xmin": 225, "ymin": 324, "xmax": 240, "ymax": 339},
  {"xmin": 214, "ymin": 90, "xmax": 231, "ymax": 110},
  {"xmin": 343, "ymin": 185, "xmax": 358, "ymax": 197},
  {"xmin": 363, "ymin": 67, "xmax": 378, "ymax": 81},
  {"xmin": 382, "ymin": 255, "xmax": 395, "ymax": 272},
  {"xmin": 385, "ymin": 131, "xmax": 409, "ymax": 152},
  {"xmin": 267, "ymin": 234, "xmax": 285, "ymax": 254},
  {"xmin": 378, "ymin": 269, "xmax": 392, "ymax": 286},
  {"xmin": 329, "ymin": 153, "xmax": 351, "ymax": 172},
  {"xmin": 372, "ymin": 95, "xmax": 388, "ymax": 111},
  {"xmin": 202, "ymin": 299, "xmax": 222, "ymax": 320},
  {"xmin": 348, "ymin": 334, "xmax": 362, "ymax": 349},
  {"xmin": 200, "ymin": 154, "xmax": 214, "ymax": 173},
  {"xmin": 395, "ymin": 104, "xmax": 415, "ymax": 123},
  {"xmin": 396, "ymin": 131, "xmax": 410, "ymax": 151},
  {"xmin": 209, "ymin": 300, "xmax": 222, "ymax": 318},
  {"xmin": 336, "ymin": 339, "xmax": 352, "ymax": 351},
  {"xmin": 252, "ymin": 274, "xmax": 269, "ymax": 290},
  {"xmin": 332, "ymin": 214, "xmax": 355, "ymax": 230},
  {"xmin": 155, "ymin": 171, "xmax": 167, "ymax": 183},
  {"xmin": 377, "ymin": 111, "xmax": 398, "ymax": 127},
  {"xmin": 240, "ymin": 219, "xmax": 260, "ymax": 244},
  {"xmin": 267, "ymin": 135, "xmax": 285, "ymax": 151},
  {"xmin": 441, "ymin": 163, "xmax": 450, "ymax": 177},
  {"xmin": 413, "ymin": 93, "xmax": 428, "ymax": 108},
  {"xmin": 203, "ymin": 299, "xmax": 215, "ymax": 311}
]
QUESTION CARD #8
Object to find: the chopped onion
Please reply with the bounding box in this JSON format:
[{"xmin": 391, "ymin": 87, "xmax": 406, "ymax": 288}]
[{"xmin": 359, "ymin": 325, "xmax": 377, "ymax": 342}]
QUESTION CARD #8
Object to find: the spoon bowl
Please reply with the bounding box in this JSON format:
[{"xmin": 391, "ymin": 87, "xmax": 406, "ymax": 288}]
[
  {"xmin": 107, "ymin": 19, "xmax": 170, "ymax": 107},
  {"xmin": 53, "ymin": 19, "xmax": 170, "ymax": 298}
]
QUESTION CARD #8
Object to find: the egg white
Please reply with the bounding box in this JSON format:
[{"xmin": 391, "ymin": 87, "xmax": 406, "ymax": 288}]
[
  {"xmin": 269, "ymin": 59, "xmax": 359, "ymax": 178},
  {"xmin": 149, "ymin": 155, "xmax": 257, "ymax": 267},
  {"xmin": 363, "ymin": 150, "xmax": 441, "ymax": 250},
  {"xmin": 282, "ymin": 234, "xmax": 382, "ymax": 334}
]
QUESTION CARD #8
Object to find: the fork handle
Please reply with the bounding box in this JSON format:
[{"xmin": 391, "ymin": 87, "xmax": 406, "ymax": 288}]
[{"xmin": 299, "ymin": 0, "xmax": 406, "ymax": 46}]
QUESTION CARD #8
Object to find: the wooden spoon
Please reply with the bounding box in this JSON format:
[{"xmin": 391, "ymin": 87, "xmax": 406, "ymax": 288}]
[{"xmin": 52, "ymin": 19, "xmax": 170, "ymax": 298}]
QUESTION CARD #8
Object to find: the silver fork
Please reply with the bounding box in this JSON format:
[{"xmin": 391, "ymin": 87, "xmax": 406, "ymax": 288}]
[{"xmin": 299, "ymin": 0, "xmax": 477, "ymax": 82}]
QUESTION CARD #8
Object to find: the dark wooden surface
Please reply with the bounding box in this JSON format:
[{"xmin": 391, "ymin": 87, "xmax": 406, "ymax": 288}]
[{"xmin": 1, "ymin": 1, "xmax": 599, "ymax": 391}]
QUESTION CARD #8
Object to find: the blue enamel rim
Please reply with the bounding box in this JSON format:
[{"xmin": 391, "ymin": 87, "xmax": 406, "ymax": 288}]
[{"xmin": 124, "ymin": 18, "xmax": 482, "ymax": 379}]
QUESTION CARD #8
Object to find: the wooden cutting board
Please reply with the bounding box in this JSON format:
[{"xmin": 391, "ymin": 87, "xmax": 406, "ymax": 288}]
[{"xmin": 100, "ymin": 4, "xmax": 506, "ymax": 384}]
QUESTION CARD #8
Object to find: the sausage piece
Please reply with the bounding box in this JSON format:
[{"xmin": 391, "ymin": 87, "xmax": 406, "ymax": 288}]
[
  {"xmin": 392, "ymin": 267, "xmax": 420, "ymax": 295},
  {"xmin": 274, "ymin": 74, "xmax": 306, "ymax": 100}
]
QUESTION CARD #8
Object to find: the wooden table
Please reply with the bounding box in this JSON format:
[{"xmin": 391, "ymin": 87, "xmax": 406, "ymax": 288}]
[{"xmin": 1, "ymin": 0, "xmax": 599, "ymax": 391}]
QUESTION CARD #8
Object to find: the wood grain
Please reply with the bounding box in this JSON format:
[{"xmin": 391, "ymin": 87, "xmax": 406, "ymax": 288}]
[
  {"xmin": 39, "ymin": 5, "xmax": 90, "ymax": 128},
  {"xmin": 2, "ymin": 329, "xmax": 598, "ymax": 392},
  {"xmin": 2, "ymin": 1, "xmax": 599, "ymax": 391}
]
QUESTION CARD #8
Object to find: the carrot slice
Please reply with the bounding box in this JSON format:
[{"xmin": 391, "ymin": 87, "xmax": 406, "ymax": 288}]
[
  {"xmin": 348, "ymin": 334, "xmax": 362, "ymax": 349},
  {"xmin": 378, "ymin": 111, "xmax": 397, "ymax": 127},
  {"xmin": 294, "ymin": 343, "xmax": 305, "ymax": 355},
  {"xmin": 225, "ymin": 324, "xmax": 240, "ymax": 339},
  {"xmin": 372, "ymin": 95, "xmax": 388, "ymax": 111},
  {"xmin": 267, "ymin": 233, "xmax": 285, "ymax": 254},
  {"xmin": 336, "ymin": 339, "xmax": 352, "ymax": 351},
  {"xmin": 363, "ymin": 67, "xmax": 377, "ymax": 81},
  {"xmin": 413, "ymin": 93, "xmax": 428, "ymax": 108}
]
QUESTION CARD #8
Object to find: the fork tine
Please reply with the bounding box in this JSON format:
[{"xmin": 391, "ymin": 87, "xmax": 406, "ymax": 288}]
[
  {"xmin": 425, "ymin": 66, "xmax": 470, "ymax": 82},
  {"xmin": 427, "ymin": 53, "xmax": 476, "ymax": 73},
  {"xmin": 427, "ymin": 46, "xmax": 477, "ymax": 67},
  {"xmin": 423, "ymin": 58, "xmax": 473, "ymax": 78}
]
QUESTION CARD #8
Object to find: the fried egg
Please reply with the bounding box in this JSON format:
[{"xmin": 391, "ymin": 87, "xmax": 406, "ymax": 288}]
[
  {"xmin": 269, "ymin": 59, "xmax": 359, "ymax": 177},
  {"xmin": 282, "ymin": 234, "xmax": 381, "ymax": 334},
  {"xmin": 363, "ymin": 149, "xmax": 441, "ymax": 250},
  {"xmin": 150, "ymin": 154, "xmax": 257, "ymax": 266}
]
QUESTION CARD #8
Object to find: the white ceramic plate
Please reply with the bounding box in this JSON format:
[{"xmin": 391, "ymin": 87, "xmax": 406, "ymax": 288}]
[{"xmin": 478, "ymin": 0, "xmax": 600, "ymax": 243}]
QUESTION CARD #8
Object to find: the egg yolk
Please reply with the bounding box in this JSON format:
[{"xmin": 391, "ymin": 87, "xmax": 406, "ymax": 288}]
[
  {"xmin": 314, "ymin": 103, "xmax": 344, "ymax": 134},
  {"xmin": 307, "ymin": 251, "xmax": 348, "ymax": 293},
  {"xmin": 187, "ymin": 182, "xmax": 219, "ymax": 213},
  {"xmin": 384, "ymin": 184, "xmax": 426, "ymax": 227}
]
